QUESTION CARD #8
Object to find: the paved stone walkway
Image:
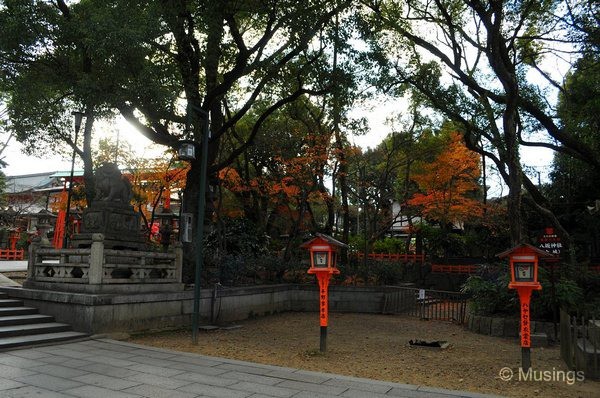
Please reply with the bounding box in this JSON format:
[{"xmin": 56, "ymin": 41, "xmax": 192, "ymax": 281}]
[
  {"xmin": 0, "ymin": 261, "xmax": 28, "ymax": 273},
  {"xmin": 0, "ymin": 339, "xmax": 504, "ymax": 398}
]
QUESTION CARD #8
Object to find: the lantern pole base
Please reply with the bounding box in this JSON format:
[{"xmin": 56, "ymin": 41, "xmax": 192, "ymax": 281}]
[
  {"xmin": 320, "ymin": 326, "xmax": 327, "ymax": 352},
  {"xmin": 521, "ymin": 347, "xmax": 531, "ymax": 370}
]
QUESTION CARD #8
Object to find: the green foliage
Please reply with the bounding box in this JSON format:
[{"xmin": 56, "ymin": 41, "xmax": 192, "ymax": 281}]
[
  {"xmin": 419, "ymin": 224, "xmax": 467, "ymax": 258},
  {"xmin": 463, "ymin": 263, "xmax": 596, "ymax": 320},
  {"xmin": 207, "ymin": 253, "xmax": 306, "ymax": 287},
  {"xmin": 204, "ymin": 218, "xmax": 311, "ymax": 286},
  {"xmin": 372, "ymin": 237, "xmax": 406, "ymax": 254},
  {"xmin": 339, "ymin": 256, "xmax": 409, "ymax": 286},
  {"xmin": 535, "ymin": 276, "xmax": 583, "ymax": 319},
  {"xmin": 461, "ymin": 269, "xmax": 518, "ymax": 316},
  {"xmin": 205, "ymin": 218, "xmax": 269, "ymax": 258}
]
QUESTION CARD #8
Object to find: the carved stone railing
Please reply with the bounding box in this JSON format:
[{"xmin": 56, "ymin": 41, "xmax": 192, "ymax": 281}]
[{"xmin": 28, "ymin": 233, "xmax": 182, "ymax": 285}]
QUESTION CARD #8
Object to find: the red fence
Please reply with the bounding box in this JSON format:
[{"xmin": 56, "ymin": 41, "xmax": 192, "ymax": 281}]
[
  {"xmin": 431, "ymin": 264, "xmax": 478, "ymax": 274},
  {"xmin": 0, "ymin": 249, "xmax": 24, "ymax": 260},
  {"xmin": 356, "ymin": 252, "xmax": 425, "ymax": 264},
  {"xmin": 354, "ymin": 254, "xmax": 600, "ymax": 275}
]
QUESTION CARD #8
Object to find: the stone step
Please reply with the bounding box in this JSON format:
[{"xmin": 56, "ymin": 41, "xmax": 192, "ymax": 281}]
[
  {"xmin": 0, "ymin": 331, "xmax": 88, "ymax": 350},
  {"xmin": 0, "ymin": 292, "xmax": 8, "ymax": 299},
  {"xmin": 0, "ymin": 293, "xmax": 88, "ymax": 350},
  {"xmin": 0, "ymin": 314, "xmax": 56, "ymax": 327},
  {"xmin": 0, "ymin": 299, "xmax": 24, "ymax": 308},
  {"xmin": 0, "ymin": 306, "xmax": 38, "ymax": 317},
  {"xmin": 0, "ymin": 322, "xmax": 71, "ymax": 338}
]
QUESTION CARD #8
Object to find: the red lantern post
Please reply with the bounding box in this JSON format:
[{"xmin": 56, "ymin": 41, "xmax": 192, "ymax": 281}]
[
  {"xmin": 301, "ymin": 233, "xmax": 347, "ymax": 352},
  {"xmin": 498, "ymin": 244, "xmax": 555, "ymax": 369}
]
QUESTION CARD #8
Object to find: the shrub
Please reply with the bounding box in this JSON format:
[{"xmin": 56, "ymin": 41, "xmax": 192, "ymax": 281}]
[
  {"xmin": 461, "ymin": 266, "xmax": 518, "ymax": 316},
  {"xmin": 339, "ymin": 256, "xmax": 406, "ymax": 286},
  {"xmin": 462, "ymin": 262, "xmax": 594, "ymax": 320},
  {"xmin": 372, "ymin": 237, "xmax": 407, "ymax": 254}
]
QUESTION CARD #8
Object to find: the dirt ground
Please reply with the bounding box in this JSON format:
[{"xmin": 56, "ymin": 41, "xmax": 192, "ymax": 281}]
[{"xmin": 128, "ymin": 312, "xmax": 598, "ymax": 398}]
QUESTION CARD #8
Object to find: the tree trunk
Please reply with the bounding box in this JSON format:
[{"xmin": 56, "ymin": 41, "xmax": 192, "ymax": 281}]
[
  {"xmin": 484, "ymin": 2, "xmax": 523, "ymax": 245},
  {"xmin": 81, "ymin": 112, "xmax": 96, "ymax": 205}
]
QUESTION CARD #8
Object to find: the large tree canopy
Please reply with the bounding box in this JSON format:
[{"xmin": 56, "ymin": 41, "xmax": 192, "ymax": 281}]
[
  {"xmin": 0, "ymin": 0, "xmax": 357, "ymax": 280},
  {"xmin": 357, "ymin": 0, "xmax": 599, "ymax": 255}
]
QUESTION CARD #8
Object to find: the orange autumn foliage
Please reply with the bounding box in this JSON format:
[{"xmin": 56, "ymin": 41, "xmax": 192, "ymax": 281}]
[{"xmin": 408, "ymin": 132, "xmax": 483, "ymax": 224}]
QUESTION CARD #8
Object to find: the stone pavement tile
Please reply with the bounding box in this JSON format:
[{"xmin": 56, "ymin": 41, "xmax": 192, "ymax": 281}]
[
  {"xmin": 215, "ymin": 356, "xmax": 299, "ymax": 373},
  {"xmin": 342, "ymin": 389, "xmax": 390, "ymax": 398},
  {"xmin": 292, "ymin": 392, "xmax": 346, "ymax": 398},
  {"xmin": 8, "ymin": 349, "xmax": 54, "ymax": 360},
  {"xmin": 324, "ymin": 378, "xmax": 392, "ymax": 394},
  {"xmin": 173, "ymin": 371, "xmax": 238, "ymax": 387},
  {"xmin": 127, "ymin": 355, "xmax": 188, "ymax": 368},
  {"xmin": 1, "ymin": 385, "xmax": 76, "ymax": 398},
  {"xmin": 77, "ymin": 362, "xmax": 141, "ymax": 378},
  {"xmin": 57, "ymin": 342, "xmax": 97, "ymax": 352},
  {"xmin": 276, "ymin": 380, "xmax": 348, "ymax": 396},
  {"xmin": 79, "ymin": 340, "xmax": 139, "ymax": 352},
  {"xmin": 167, "ymin": 354, "xmax": 225, "ymax": 368},
  {"xmin": 215, "ymin": 362, "xmax": 281, "ymax": 376},
  {"xmin": 416, "ymin": 386, "xmax": 504, "ymax": 398},
  {"xmin": 0, "ymin": 354, "xmax": 44, "ymax": 368},
  {"xmin": 0, "ymin": 363, "xmax": 37, "ymax": 379},
  {"xmin": 36, "ymin": 347, "xmax": 96, "ymax": 359},
  {"xmin": 387, "ymin": 388, "xmax": 465, "ymax": 398},
  {"xmin": 220, "ymin": 370, "xmax": 284, "ymax": 386},
  {"xmin": 62, "ymin": 385, "xmax": 143, "ymax": 398},
  {"xmin": 123, "ymin": 384, "xmax": 198, "ymax": 398},
  {"xmin": 266, "ymin": 370, "xmax": 332, "ymax": 384},
  {"xmin": 125, "ymin": 372, "xmax": 193, "ymax": 390},
  {"xmin": 229, "ymin": 381, "xmax": 299, "ymax": 398},
  {"xmin": 168, "ymin": 361, "xmax": 229, "ymax": 376},
  {"xmin": 84, "ymin": 355, "xmax": 138, "ymax": 367},
  {"xmin": 29, "ymin": 363, "xmax": 90, "ymax": 379},
  {"xmin": 13, "ymin": 373, "xmax": 84, "ymax": 392},
  {"xmin": 94, "ymin": 339, "xmax": 179, "ymax": 356},
  {"xmin": 83, "ymin": 348, "xmax": 138, "ymax": 360},
  {"xmin": 57, "ymin": 358, "xmax": 96, "ymax": 368},
  {"xmin": 248, "ymin": 395, "xmax": 284, "ymax": 398},
  {"xmin": 0, "ymin": 376, "xmax": 25, "ymax": 390},
  {"xmin": 126, "ymin": 363, "xmax": 187, "ymax": 377},
  {"xmin": 329, "ymin": 374, "xmax": 421, "ymax": 393},
  {"xmin": 178, "ymin": 382, "xmax": 251, "ymax": 398},
  {"xmin": 38, "ymin": 355, "xmax": 80, "ymax": 365},
  {"xmin": 72, "ymin": 373, "xmax": 142, "ymax": 390},
  {"xmin": 126, "ymin": 348, "xmax": 180, "ymax": 360}
]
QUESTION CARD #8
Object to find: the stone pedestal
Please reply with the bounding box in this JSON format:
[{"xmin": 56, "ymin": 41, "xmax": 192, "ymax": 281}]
[{"xmin": 71, "ymin": 202, "xmax": 146, "ymax": 250}]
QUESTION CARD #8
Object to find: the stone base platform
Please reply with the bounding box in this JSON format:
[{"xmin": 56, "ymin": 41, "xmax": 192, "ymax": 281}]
[
  {"xmin": 0, "ymin": 284, "xmax": 412, "ymax": 335},
  {"xmin": 0, "ymin": 285, "xmax": 192, "ymax": 334}
]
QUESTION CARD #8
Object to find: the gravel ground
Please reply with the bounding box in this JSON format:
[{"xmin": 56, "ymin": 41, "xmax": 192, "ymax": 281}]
[{"xmin": 128, "ymin": 312, "xmax": 598, "ymax": 398}]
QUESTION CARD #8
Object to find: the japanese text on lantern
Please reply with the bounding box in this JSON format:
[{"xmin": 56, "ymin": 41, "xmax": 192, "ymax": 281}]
[{"xmin": 521, "ymin": 302, "xmax": 531, "ymax": 347}]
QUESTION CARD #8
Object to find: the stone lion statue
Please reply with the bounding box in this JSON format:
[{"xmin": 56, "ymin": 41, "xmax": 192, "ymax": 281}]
[{"xmin": 94, "ymin": 162, "xmax": 132, "ymax": 203}]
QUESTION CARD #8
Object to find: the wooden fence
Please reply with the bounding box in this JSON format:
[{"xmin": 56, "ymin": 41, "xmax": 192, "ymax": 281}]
[
  {"xmin": 560, "ymin": 309, "xmax": 600, "ymax": 380},
  {"xmin": 382, "ymin": 286, "xmax": 468, "ymax": 324}
]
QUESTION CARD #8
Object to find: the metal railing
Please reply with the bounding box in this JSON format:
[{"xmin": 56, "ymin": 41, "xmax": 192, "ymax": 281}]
[{"xmin": 383, "ymin": 286, "xmax": 468, "ymax": 324}]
